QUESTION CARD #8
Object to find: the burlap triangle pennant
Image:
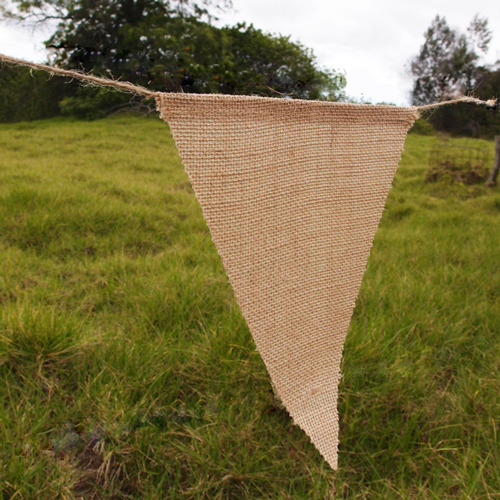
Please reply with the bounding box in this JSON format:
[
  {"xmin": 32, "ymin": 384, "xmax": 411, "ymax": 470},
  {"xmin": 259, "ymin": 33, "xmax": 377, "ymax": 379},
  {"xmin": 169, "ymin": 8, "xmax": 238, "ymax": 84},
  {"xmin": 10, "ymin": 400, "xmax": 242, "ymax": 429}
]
[{"xmin": 156, "ymin": 93, "xmax": 417, "ymax": 469}]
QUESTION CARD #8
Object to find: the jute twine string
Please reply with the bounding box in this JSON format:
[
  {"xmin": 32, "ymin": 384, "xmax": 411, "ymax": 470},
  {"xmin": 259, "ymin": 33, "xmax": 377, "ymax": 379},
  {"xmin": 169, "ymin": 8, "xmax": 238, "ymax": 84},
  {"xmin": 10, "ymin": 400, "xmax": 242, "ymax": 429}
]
[
  {"xmin": 0, "ymin": 53, "xmax": 160, "ymax": 98},
  {"xmin": 1, "ymin": 53, "xmax": 498, "ymax": 111},
  {"xmin": 417, "ymin": 96, "xmax": 499, "ymax": 112}
]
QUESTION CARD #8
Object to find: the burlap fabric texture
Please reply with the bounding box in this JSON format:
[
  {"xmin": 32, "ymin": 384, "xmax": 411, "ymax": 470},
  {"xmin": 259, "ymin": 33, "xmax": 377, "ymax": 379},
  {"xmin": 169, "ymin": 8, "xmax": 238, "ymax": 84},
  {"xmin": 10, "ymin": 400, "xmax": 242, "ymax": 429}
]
[{"xmin": 157, "ymin": 93, "xmax": 418, "ymax": 470}]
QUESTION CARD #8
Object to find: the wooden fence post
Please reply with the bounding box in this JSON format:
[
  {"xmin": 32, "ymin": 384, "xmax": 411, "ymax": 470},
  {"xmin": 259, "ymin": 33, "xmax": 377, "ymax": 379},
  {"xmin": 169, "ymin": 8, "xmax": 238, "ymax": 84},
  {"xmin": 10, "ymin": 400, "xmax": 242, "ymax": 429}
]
[{"xmin": 486, "ymin": 135, "xmax": 500, "ymax": 186}]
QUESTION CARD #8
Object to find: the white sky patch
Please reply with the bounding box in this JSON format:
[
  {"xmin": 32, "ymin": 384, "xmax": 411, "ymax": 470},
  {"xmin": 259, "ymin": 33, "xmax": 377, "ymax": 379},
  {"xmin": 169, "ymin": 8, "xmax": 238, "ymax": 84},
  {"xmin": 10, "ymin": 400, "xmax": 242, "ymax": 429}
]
[
  {"xmin": 0, "ymin": 22, "xmax": 51, "ymax": 62},
  {"xmin": 1, "ymin": 0, "xmax": 500, "ymax": 105}
]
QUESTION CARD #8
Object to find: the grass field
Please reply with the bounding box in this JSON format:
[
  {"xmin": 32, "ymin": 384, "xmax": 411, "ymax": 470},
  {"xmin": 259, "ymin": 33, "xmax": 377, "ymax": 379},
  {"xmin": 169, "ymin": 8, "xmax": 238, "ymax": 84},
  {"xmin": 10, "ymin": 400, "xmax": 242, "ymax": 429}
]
[{"xmin": 1, "ymin": 116, "xmax": 500, "ymax": 499}]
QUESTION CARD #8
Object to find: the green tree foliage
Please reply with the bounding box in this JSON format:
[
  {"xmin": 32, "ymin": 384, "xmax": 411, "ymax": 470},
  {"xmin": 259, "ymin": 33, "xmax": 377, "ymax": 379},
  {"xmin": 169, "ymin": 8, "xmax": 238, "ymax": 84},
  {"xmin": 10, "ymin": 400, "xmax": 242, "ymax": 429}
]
[
  {"xmin": 410, "ymin": 15, "xmax": 491, "ymax": 106},
  {"xmin": 222, "ymin": 23, "xmax": 345, "ymax": 100},
  {"xmin": 427, "ymin": 65, "xmax": 500, "ymax": 138},
  {"xmin": 1, "ymin": 0, "xmax": 345, "ymax": 120},
  {"xmin": 410, "ymin": 15, "xmax": 500, "ymax": 138},
  {"xmin": 0, "ymin": 65, "xmax": 78, "ymax": 122}
]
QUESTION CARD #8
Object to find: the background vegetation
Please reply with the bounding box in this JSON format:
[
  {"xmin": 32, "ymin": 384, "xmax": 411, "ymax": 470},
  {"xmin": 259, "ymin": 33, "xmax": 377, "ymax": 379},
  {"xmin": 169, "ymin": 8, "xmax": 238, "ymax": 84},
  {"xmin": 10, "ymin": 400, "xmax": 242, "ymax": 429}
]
[
  {"xmin": 409, "ymin": 15, "xmax": 500, "ymax": 138},
  {"xmin": 2, "ymin": 3, "xmax": 500, "ymax": 137},
  {"xmin": 1, "ymin": 116, "xmax": 500, "ymax": 498},
  {"xmin": 0, "ymin": 0, "xmax": 346, "ymax": 120}
]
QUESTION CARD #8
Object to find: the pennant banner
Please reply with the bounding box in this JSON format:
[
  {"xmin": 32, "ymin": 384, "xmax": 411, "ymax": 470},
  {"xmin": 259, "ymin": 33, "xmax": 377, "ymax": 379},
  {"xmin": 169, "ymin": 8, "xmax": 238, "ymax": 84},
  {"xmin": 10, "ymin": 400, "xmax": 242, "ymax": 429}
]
[{"xmin": 157, "ymin": 93, "xmax": 417, "ymax": 469}]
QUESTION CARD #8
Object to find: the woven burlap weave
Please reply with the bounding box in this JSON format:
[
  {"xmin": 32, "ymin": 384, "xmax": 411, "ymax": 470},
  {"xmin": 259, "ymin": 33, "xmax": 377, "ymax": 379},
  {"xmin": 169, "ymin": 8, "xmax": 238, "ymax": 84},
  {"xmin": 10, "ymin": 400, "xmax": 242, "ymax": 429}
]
[{"xmin": 157, "ymin": 93, "xmax": 418, "ymax": 469}]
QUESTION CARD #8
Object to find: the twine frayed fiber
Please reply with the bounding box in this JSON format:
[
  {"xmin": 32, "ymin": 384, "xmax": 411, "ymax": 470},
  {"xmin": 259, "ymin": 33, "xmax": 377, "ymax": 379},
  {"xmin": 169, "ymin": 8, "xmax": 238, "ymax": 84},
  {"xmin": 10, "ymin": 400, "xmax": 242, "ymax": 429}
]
[{"xmin": 0, "ymin": 53, "xmax": 160, "ymax": 98}]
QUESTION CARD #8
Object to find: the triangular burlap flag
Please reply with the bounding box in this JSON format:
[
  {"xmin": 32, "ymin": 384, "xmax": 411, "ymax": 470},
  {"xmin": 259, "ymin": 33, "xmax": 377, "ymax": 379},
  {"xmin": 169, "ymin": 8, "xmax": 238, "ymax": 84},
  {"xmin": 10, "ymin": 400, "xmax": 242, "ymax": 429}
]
[{"xmin": 156, "ymin": 93, "xmax": 417, "ymax": 469}]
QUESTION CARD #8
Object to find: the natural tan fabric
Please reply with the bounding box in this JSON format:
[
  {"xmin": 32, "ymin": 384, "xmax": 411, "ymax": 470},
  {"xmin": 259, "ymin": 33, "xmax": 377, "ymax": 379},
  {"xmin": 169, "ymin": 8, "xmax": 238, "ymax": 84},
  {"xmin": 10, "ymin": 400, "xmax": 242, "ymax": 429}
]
[{"xmin": 157, "ymin": 93, "xmax": 418, "ymax": 470}]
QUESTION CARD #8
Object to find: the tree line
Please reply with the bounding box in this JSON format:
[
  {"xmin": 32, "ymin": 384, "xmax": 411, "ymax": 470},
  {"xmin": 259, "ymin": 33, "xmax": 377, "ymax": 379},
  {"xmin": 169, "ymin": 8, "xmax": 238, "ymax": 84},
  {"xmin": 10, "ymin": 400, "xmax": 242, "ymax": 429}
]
[
  {"xmin": 0, "ymin": 0, "xmax": 345, "ymax": 120},
  {"xmin": 1, "ymin": 2, "xmax": 499, "ymax": 137}
]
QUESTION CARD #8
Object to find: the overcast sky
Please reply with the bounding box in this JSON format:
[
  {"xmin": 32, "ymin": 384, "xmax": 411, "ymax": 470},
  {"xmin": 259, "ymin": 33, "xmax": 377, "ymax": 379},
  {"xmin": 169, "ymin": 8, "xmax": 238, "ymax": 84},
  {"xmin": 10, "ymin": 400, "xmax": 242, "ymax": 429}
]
[{"xmin": 1, "ymin": 0, "xmax": 500, "ymax": 105}]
